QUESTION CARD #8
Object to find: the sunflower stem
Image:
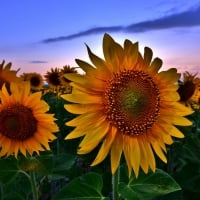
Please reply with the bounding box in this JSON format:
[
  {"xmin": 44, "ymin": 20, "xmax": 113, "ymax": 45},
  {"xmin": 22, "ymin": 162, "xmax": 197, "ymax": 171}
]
[
  {"xmin": 30, "ymin": 171, "xmax": 38, "ymax": 200},
  {"xmin": 112, "ymin": 167, "xmax": 120, "ymax": 200}
]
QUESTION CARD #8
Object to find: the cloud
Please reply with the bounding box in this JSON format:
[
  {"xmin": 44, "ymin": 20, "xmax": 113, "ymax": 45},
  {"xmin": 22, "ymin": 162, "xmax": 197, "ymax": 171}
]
[
  {"xmin": 42, "ymin": 26, "xmax": 123, "ymax": 43},
  {"xmin": 126, "ymin": 5, "xmax": 200, "ymax": 32},
  {"xmin": 29, "ymin": 60, "xmax": 48, "ymax": 64},
  {"xmin": 41, "ymin": 5, "xmax": 200, "ymax": 43}
]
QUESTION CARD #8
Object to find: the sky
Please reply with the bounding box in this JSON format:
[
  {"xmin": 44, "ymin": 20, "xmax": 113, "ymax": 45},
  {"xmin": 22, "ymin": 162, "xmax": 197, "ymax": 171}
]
[{"xmin": 1, "ymin": 0, "xmax": 200, "ymax": 77}]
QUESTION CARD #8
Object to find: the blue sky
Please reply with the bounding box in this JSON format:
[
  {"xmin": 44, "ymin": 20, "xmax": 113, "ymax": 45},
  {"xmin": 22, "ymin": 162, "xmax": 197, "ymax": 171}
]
[{"xmin": 1, "ymin": 0, "xmax": 200, "ymax": 76}]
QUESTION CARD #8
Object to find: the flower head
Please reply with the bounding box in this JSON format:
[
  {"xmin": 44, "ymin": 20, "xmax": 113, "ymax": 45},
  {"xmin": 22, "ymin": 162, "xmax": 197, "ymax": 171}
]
[
  {"xmin": 44, "ymin": 67, "xmax": 61, "ymax": 87},
  {"xmin": 0, "ymin": 81, "xmax": 59, "ymax": 157},
  {"xmin": 62, "ymin": 34, "xmax": 193, "ymax": 177},
  {"xmin": 177, "ymin": 71, "xmax": 199, "ymax": 103},
  {"xmin": 20, "ymin": 72, "xmax": 44, "ymax": 91},
  {"xmin": 0, "ymin": 60, "xmax": 19, "ymax": 91},
  {"xmin": 59, "ymin": 65, "xmax": 78, "ymax": 85}
]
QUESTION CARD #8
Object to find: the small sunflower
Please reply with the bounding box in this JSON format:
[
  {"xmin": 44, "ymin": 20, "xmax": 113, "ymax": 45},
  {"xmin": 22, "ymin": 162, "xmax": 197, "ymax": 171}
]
[
  {"xmin": 177, "ymin": 71, "xmax": 198, "ymax": 103},
  {"xmin": 62, "ymin": 34, "xmax": 193, "ymax": 177},
  {"xmin": 20, "ymin": 72, "xmax": 44, "ymax": 91},
  {"xmin": 0, "ymin": 81, "xmax": 59, "ymax": 157},
  {"xmin": 59, "ymin": 65, "xmax": 78, "ymax": 85},
  {"xmin": 44, "ymin": 68, "xmax": 61, "ymax": 88},
  {"xmin": 0, "ymin": 60, "xmax": 19, "ymax": 91},
  {"xmin": 188, "ymin": 77, "xmax": 200, "ymax": 109}
]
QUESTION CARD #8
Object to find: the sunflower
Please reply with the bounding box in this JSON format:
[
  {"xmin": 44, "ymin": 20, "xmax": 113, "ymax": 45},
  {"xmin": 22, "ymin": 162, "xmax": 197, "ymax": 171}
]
[
  {"xmin": 20, "ymin": 72, "xmax": 44, "ymax": 91},
  {"xmin": 0, "ymin": 81, "xmax": 59, "ymax": 157},
  {"xmin": 44, "ymin": 67, "xmax": 61, "ymax": 88},
  {"xmin": 177, "ymin": 71, "xmax": 199, "ymax": 104},
  {"xmin": 190, "ymin": 88, "xmax": 200, "ymax": 109},
  {"xmin": 0, "ymin": 60, "xmax": 19, "ymax": 91},
  {"xmin": 59, "ymin": 65, "xmax": 78, "ymax": 85},
  {"xmin": 62, "ymin": 34, "xmax": 193, "ymax": 177}
]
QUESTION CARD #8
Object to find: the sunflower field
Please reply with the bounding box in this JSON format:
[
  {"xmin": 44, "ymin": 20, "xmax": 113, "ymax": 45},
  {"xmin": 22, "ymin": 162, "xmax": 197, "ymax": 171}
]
[{"xmin": 0, "ymin": 34, "xmax": 200, "ymax": 200}]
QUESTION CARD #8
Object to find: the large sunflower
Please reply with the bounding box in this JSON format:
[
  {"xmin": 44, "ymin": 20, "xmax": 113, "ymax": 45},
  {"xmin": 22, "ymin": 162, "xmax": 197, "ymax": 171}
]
[
  {"xmin": 62, "ymin": 34, "xmax": 193, "ymax": 177},
  {"xmin": 0, "ymin": 81, "xmax": 59, "ymax": 157}
]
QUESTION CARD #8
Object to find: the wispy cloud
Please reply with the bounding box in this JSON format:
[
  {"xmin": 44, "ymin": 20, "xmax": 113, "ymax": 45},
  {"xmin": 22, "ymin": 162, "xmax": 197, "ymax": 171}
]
[
  {"xmin": 126, "ymin": 4, "xmax": 200, "ymax": 32},
  {"xmin": 41, "ymin": 4, "xmax": 200, "ymax": 43},
  {"xmin": 29, "ymin": 60, "xmax": 48, "ymax": 64},
  {"xmin": 42, "ymin": 26, "xmax": 123, "ymax": 43}
]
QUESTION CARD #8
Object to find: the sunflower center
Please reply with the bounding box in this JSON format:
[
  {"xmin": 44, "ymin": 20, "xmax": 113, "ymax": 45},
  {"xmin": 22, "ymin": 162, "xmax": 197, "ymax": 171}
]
[
  {"xmin": 103, "ymin": 70, "xmax": 160, "ymax": 136},
  {"xmin": 0, "ymin": 104, "xmax": 37, "ymax": 140},
  {"xmin": 30, "ymin": 76, "xmax": 41, "ymax": 87},
  {"xmin": 49, "ymin": 73, "xmax": 61, "ymax": 86}
]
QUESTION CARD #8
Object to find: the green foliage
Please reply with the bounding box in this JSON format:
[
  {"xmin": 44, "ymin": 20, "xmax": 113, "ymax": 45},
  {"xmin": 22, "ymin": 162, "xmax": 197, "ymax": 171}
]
[
  {"xmin": 0, "ymin": 93, "xmax": 200, "ymax": 199},
  {"xmin": 119, "ymin": 165, "xmax": 181, "ymax": 200},
  {"xmin": 53, "ymin": 172, "xmax": 109, "ymax": 200}
]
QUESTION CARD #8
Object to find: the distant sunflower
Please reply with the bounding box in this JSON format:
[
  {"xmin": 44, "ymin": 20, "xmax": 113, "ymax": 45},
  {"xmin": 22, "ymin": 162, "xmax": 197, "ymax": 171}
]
[
  {"xmin": 44, "ymin": 68, "xmax": 61, "ymax": 87},
  {"xmin": 62, "ymin": 34, "xmax": 193, "ymax": 177},
  {"xmin": 0, "ymin": 60, "xmax": 19, "ymax": 91},
  {"xmin": 177, "ymin": 71, "xmax": 198, "ymax": 104},
  {"xmin": 59, "ymin": 65, "xmax": 78, "ymax": 85},
  {"xmin": 20, "ymin": 72, "xmax": 44, "ymax": 90},
  {"xmin": 0, "ymin": 82, "xmax": 59, "ymax": 157},
  {"xmin": 190, "ymin": 87, "xmax": 200, "ymax": 109}
]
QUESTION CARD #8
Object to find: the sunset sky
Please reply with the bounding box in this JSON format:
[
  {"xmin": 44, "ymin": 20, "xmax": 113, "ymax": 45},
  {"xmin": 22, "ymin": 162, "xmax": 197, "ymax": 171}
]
[{"xmin": 1, "ymin": 0, "xmax": 200, "ymax": 76}]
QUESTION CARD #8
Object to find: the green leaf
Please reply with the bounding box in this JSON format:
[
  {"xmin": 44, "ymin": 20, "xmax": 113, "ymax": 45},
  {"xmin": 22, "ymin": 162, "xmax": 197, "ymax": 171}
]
[
  {"xmin": 2, "ymin": 175, "xmax": 31, "ymax": 200},
  {"xmin": 53, "ymin": 172, "xmax": 109, "ymax": 200},
  {"xmin": 119, "ymin": 166, "xmax": 181, "ymax": 200},
  {"xmin": 0, "ymin": 157, "xmax": 19, "ymax": 184},
  {"xmin": 53, "ymin": 153, "xmax": 76, "ymax": 172},
  {"xmin": 48, "ymin": 153, "xmax": 77, "ymax": 179}
]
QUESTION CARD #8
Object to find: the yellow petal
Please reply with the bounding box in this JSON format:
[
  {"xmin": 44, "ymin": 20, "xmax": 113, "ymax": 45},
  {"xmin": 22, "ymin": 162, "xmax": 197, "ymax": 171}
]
[
  {"xmin": 171, "ymin": 102, "xmax": 194, "ymax": 116},
  {"xmin": 143, "ymin": 47, "xmax": 153, "ymax": 68},
  {"xmin": 160, "ymin": 103, "xmax": 193, "ymax": 117},
  {"xmin": 65, "ymin": 117, "xmax": 105, "ymax": 140},
  {"xmin": 158, "ymin": 68, "xmax": 180, "ymax": 83},
  {"xmin": 79, "ymin": 121, "xmax": 109, "ymax": 147},
  {"xmin": 162, "ymin": 133, "xmax": 173, "ymax": 145},
  {"xmin": 66, "ymin": 112, "xmax": 105, "ymax": 127},
  {"xmin": 172, "ymin": 115, "xmax": 192, "ymax": 126},
  {"xmin": 64, "ymin": 104, "xmax": 102, "ymax": 114},
  {"xmin": 161, "ymin": 92, "xmax": 180, "ymax": 101},
  {"xmin": 169, "ymin": 125, "xmax": 185, "ymax": 138},
  {"xmin": 151, "ymin": 140, "xmax": 167, "ymax": 163},
  {"xmin": 70, "ymin": 81, "xmax": 104, "ymax": 93},
  {"xmin": 129, "ymin": 136, "xmax": 140, "ymax": 178},
  {"xmin": 149, "ymin": 57, "xmax": 162, "ymax": 73},
  {"xmin": 123, "ymin": 40, "xmax": 138, "ymax": 69},
  {"xmin": 143, "ymin": 138, "xmax": 156, "ymax": 172},
  {"xmin": 75, "ymin": 59, "xmax": 96, "ymax": 74},
  {"xmin": 64, "ymin": 93, "xmax": 102, "ymax": 104},
  {"xmin": 103, "ymin": 33, "xmax": 124, "ymax": 72},
  {"xmin": 110, "ymin": 132, "xmax": 123, "ymax": 174},
  {"xmin": 86, "ymin": 45, "xmax": 111, "ymax": 73},
  {"xmin": 91, "ymin": 126, "xmax": 117, "ymax": 166},
  {"xmin": 138, "ymin": 138, "xmax": 149, "ymax": 174}
]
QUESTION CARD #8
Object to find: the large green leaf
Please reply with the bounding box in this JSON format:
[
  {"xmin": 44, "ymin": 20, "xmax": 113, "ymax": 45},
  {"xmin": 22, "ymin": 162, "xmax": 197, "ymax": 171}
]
[
  {"xmin": 53, "ymin": 172, "xmax": 109, "ymax": 200},
  {"xmin": 119, "ymin": 166, "xmax": 181, "ymax": 200}
]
